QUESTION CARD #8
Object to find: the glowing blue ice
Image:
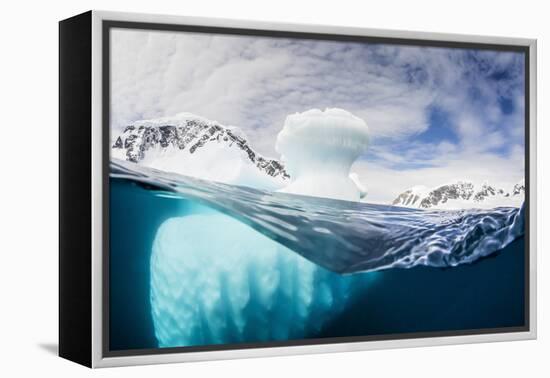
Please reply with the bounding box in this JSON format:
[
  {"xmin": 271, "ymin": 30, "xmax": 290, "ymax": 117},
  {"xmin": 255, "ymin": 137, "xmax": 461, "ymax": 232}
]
[{"xmin": 150, "ymin": 210, "xmax": 375, "ymax": 348}]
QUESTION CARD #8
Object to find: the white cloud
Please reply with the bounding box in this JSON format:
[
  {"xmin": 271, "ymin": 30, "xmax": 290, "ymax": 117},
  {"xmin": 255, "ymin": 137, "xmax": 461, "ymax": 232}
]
[{"xmin": 110, "ymin": 29, "xmax": 438, "ymax": 151}]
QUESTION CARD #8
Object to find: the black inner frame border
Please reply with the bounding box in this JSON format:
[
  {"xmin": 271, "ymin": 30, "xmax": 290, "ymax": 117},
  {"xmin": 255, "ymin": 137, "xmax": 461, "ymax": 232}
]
[{"xmin": 102, "ymin": 19, "xmax": 531, "ymax": 358}]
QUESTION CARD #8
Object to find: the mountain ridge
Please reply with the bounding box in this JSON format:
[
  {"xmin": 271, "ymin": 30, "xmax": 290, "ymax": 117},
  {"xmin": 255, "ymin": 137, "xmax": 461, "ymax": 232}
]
[
  {"xmin": 111, "ymin": 113, "xmax": 290, "ymax": 189},
  {"xmin": 392, "ymin": 179, "xmax": 524, "ymax": 209}
]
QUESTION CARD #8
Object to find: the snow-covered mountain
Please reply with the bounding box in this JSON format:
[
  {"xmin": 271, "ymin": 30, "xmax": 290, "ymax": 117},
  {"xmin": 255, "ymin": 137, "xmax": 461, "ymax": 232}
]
[
  {"xmin": 391, "ymin": 179, "xmax": 525, "ymax": 209},
  {"xmin": 511, "ymin": 180, "xmax": 525, "ymax": 196},
  {"xmin": 111, "ymin": 113, "xmax": 290, "ymax": 190}
]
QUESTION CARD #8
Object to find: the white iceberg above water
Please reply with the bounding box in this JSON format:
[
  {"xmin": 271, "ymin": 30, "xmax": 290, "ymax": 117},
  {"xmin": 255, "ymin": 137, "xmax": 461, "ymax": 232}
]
[{"xmin": 275, "ymin": 108, "xmax": 370, "ymax": 202}]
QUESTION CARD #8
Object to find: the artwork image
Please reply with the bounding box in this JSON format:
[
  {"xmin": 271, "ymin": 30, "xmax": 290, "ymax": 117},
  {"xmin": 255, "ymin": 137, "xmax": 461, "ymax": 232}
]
[{"xmin": 107, "ymin": 25, "xmax": 527, "ymax": 352}]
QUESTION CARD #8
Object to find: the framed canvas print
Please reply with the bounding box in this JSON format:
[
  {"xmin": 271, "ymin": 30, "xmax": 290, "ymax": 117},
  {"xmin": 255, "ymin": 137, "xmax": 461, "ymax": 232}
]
[{"xmin": 59, "ymin": 10, "xmax": 537, "ymax": 368}]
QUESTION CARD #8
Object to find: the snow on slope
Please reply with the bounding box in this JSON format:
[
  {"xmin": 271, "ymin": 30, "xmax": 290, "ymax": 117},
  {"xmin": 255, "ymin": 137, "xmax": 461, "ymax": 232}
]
[
  {"xmin": 111, "ymin": 112, "xmax": 290, "ymax": 190},
  {"xmin": 275, "ymin": 108, "xmax": 369, "ymax": 202},
  {"xmin": 392, "ymin": 180, "xmax": 525, "ymax": 210}
]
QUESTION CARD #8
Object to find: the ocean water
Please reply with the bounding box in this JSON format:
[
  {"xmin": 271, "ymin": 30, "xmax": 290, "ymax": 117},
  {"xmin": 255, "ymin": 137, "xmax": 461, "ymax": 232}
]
[{"xmin": 109, "ymin": 159, "xmax": 526, "ymax": 351}]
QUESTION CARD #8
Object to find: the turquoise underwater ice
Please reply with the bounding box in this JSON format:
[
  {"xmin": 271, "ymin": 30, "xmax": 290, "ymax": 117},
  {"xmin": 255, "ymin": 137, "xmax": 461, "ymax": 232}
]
[{"xmin": 151, "ymin": 208, "xmax": 376, "ymax": 348}]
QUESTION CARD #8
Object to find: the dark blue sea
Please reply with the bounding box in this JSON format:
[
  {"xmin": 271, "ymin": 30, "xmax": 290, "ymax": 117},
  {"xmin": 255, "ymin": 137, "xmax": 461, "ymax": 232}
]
[{"xmin": 109, "ymin": 159, "xmax": 526, "ymax": 351}]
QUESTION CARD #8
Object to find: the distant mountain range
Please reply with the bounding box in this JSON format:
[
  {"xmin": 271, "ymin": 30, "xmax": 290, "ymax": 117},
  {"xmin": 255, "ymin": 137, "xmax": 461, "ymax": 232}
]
[
  {"xmin": 391, "ymin": 180, "xmax": 525, "ymax": 209},
  {"xmin": 111, "ymin": 113, "xmax": 289, "ymax": 189}
]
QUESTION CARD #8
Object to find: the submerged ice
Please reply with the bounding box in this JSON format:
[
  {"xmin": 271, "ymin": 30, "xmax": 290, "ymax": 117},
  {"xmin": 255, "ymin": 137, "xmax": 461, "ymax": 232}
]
[
  {"xmin": 276, "ymin": 108, "xmax": 370, "ymax": 202},
  {"xmin": 151, "ymin": 210, "xmax": 375, "ymax": 348}
]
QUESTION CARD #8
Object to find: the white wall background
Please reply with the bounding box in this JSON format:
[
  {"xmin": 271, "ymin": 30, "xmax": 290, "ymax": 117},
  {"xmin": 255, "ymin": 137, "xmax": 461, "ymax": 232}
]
[{"xmin": 0, "ymin": 0, "xmax": 547, "ymax": 376}]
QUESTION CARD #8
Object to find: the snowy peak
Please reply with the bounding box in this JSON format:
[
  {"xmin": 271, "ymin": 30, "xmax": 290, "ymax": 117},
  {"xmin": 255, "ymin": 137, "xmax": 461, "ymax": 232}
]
[
  {"xmin": 511, "ymin": 179, "xmax": 525, "ymax": 196},
  {"xmin": 111, "ymin": 113, "xmax": 290, "ymax": 187},
  {"xmin": 391, "ymin": 185, "xmax": 430, "ymax": 208},
  {"xmin": 473, "ymin": 182, "xmax": 505, "ymax": 201},
  {"xmin": 392, "ymin": 180, "xmax": 524, "ymax": 209},
  {"xmin": 393, "ymin": 181, "xmax": 475, "ymax": 209}
]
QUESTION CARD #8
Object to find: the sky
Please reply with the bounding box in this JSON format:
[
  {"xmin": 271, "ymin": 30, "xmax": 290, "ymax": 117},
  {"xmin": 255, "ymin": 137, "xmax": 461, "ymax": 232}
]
[{"xmin": 110, "ymin": 28, "xmax": 526, "ymax": 203}]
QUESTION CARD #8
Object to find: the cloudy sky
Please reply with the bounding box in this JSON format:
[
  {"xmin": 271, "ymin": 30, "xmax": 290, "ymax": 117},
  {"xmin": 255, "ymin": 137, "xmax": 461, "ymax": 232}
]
[{"xmin": 110, "ymin": 28, "xmax": 526, "ymax": 203}]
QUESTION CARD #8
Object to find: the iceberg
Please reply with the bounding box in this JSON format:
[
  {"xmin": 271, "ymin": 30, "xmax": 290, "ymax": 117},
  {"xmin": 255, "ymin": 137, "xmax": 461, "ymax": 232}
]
[
  {"xmin": 150, "ymin": 209, "xmax": 375, "ymax": 348},
  {"xmin": 276, "ymin": 108, "xmax": 369, "ymax": 202}
]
